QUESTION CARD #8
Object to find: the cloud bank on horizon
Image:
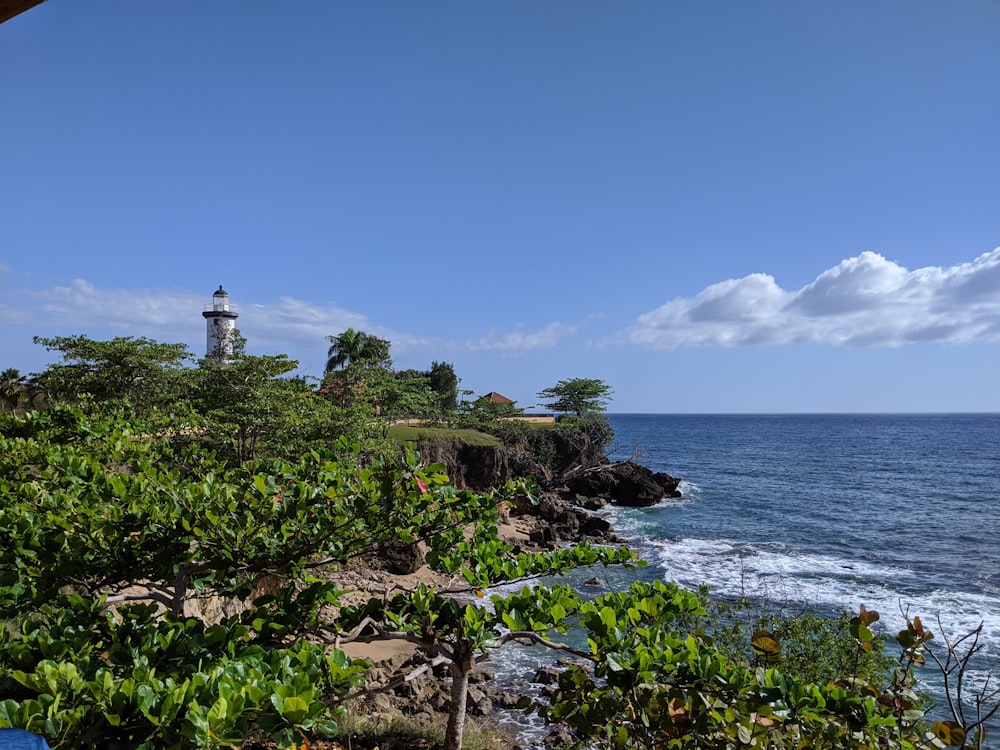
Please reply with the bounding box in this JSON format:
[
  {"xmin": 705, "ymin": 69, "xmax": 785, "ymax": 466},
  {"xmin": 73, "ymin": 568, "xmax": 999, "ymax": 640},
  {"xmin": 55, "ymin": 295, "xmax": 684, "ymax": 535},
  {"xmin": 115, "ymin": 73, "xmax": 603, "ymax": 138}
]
[
  {"xmin": 628, "ymin": 248, "xmax": 1000, "ymax": 350},
  {"xmin": 4, "ymin": 249, "xmax": 1000, "ymax": 359}
]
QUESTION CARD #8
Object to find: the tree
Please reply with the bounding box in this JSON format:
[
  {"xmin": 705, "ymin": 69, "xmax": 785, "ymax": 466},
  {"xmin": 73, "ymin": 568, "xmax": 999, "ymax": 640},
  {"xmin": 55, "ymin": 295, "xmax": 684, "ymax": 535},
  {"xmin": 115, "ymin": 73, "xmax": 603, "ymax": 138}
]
[
  {"xmin": 537, "ymin": 377, "xmax": 613, "ymax": 418},
  {"xmin": 6, "ymin": 402, "xmax": 637, "ymax": 747},
  {"xmin": 31, "ymin": 335, "xmax": 192, "ymax": 412},
  {"xmin": 388, "ymin": 362, "xmax": 459, "ymax": 420},
  {"xmin": 0, "ymin": 412, "xmax": 384, "ymax": 746},
  {"xmin": 0, "ymin": 368, "xmax": 28, "ymax": 415},
  {"xmin": 0, "ymin": 410, "xmax": 519, "ymax": 747},
  {"xmin": 376, "ymin": 369, "xmax": 438, "ymax": 424},
  {"xmin": 336, "ymin": 478, "xmax": 641, "ymax": 750},
  {"xmin": 321, "ymin": 331, "xmax": 403, "ymax": 433},
  {"xmin": 193, "ymin": 350, "xmax": 305, "ymax": 464},
  {"xmin": 324, "ymin": 329, "xmax": 391, "ymax": 374},
  {"xmin": 453, "ymin": 394, "xmax": 524, "ymax": 432},
  {"xmin": 427, "ymin": 361, "xmax": 459, "ymax": 413},
  {"xmin": 188, "ymin": 331, "xmax": 382, "ymax": 464}
]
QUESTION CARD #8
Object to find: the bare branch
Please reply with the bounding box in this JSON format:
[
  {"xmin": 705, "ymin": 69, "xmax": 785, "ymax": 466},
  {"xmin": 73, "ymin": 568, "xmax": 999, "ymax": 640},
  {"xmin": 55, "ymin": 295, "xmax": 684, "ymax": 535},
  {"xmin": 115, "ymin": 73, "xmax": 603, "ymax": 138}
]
[
  {"xmin": 102, "ymin": 590, "xmax": 174, "ymax": 608},
  {"xmin": 926, "ymin": 616, "xmax": 999, "ymax": 745},
  {"xmin": 495, "ymin": 630, "xmax": 593, "ymax": 661}
]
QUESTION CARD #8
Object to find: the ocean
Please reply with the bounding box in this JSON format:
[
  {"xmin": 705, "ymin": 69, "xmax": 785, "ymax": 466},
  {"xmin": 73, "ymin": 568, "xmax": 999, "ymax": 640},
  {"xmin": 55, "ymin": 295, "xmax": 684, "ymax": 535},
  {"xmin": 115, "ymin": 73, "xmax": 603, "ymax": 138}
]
[
  {"xmin": 493, "ymin": 413, "xmax": 1000, "ymax": 744},
  {"xmin": 605, "ymin": 414, "xmax": 1000, "ymax": 715}
]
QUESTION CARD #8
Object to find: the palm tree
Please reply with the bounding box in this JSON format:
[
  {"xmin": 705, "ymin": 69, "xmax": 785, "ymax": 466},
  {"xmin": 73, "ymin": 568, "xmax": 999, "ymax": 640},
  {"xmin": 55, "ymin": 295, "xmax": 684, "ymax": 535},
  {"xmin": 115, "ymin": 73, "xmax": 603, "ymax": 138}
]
[
  {"xmin": 0, "ymin": 368, "xmax": 28, "ymax": 415},
  {"xmin": 324, "ymin": 329, "xmax": 390, "ymax": 373}
]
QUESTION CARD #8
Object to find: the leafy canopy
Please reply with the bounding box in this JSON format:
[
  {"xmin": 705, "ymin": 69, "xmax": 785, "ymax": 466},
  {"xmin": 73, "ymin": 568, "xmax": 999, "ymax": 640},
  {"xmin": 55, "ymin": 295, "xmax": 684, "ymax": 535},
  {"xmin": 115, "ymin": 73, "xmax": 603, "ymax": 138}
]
[
  {"xmin": 537, "ymin": 377, "xmax": 612, "ymax": 417},
  {"xmin": 32, "ymin": 335, "xmax": 192, "ymax": 411},
  {"xmin": 324, "ymin": 328, "xmax": 391, "ymax": 373}
]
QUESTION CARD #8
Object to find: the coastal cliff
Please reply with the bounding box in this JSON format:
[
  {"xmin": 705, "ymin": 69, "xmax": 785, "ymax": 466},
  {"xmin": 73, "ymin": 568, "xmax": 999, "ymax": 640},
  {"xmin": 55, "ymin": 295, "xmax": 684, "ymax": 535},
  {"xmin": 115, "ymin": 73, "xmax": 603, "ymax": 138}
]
[
  {"xmin": 342, "ymin": 426, "xmax": 684, "ymax": 745},
  {"xmin": 413, "ymin": 425, "xmax": 606, "ymax": 491},
  {"xmin": 411, "ymin": 427, "xmax": 681, "ymax": 548}
]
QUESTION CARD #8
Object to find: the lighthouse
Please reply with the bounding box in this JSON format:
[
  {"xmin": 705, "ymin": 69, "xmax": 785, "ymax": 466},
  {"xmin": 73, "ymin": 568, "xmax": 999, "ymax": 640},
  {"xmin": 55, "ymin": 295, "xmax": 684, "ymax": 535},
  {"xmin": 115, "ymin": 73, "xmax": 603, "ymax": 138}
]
[{"xmin": 202, "ymin": 285, "xmax": 239, "ymax": 360}]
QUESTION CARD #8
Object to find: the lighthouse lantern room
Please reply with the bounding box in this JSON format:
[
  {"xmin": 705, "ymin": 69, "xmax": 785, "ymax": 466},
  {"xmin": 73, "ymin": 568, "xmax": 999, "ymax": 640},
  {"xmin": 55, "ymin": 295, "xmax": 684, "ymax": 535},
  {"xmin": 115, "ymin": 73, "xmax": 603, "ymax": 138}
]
[{"xmin": 202, "ymin": 285, "xmax": 239, "ymax": 360}]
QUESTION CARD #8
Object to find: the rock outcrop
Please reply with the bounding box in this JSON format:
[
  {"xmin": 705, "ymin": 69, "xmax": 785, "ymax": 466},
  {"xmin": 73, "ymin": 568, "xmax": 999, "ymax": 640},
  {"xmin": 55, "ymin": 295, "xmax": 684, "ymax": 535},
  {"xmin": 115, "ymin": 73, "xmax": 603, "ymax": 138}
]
[
  {"xmin": 354, "ymin": 427, "xmax": 684, "ymax": 746},
  {"xmin": 560, "ymin": 460, "xmax": 682, "ymax": 508},
  {"xmin": 410, "ymin": 436, "xmax": 682, "ymax": 550},
  {"xmin": 415, "ymin": 440, "xmax": 514, "ymax": 490},
  {"xmin": 362, "ymin": 655, "xmax": 521, "ymax": 724},
  {"xmin": 497, "ymin": 461, "xmax": 681, "ymax": 549},
  {"xmin": 414, "ymin": 425, "xmax": 606, "ymax": 491},
  {"xmin": 511, "ymin": 490, "xmax": 618, "ymax": 548}
]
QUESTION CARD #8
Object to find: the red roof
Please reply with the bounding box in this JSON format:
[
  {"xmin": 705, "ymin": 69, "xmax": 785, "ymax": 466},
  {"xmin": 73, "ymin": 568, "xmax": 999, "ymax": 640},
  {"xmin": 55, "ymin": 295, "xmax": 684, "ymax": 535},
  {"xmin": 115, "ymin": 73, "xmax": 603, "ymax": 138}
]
[
  {"xmin": 1, "ymin": 0, "xmax": 46, "ymax": 24},
  {"xmin": 483, "ymin": 391, "xmax": 514, "ymax": 404}
]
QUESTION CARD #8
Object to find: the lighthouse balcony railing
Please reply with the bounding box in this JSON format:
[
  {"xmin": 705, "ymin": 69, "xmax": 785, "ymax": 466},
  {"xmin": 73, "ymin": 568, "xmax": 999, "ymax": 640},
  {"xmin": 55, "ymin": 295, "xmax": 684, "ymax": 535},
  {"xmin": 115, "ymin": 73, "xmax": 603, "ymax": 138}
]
[{"xmin": 204, "ymin": 304, "xmax": 239, "ymax": 314}]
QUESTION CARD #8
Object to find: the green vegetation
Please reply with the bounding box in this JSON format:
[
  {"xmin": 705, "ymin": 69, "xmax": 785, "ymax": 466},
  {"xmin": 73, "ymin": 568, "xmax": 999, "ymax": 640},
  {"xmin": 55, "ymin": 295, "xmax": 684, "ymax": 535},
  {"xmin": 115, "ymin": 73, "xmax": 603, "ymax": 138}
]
[
  {"xmin": 324, "ymin": 328, "xmax": 392, "ymax": 373},
  {"xmin": 1, "ymin": 332, "xmax": 995, "ymax": 749},
  {"xmin": 32, "ymin": 335, "xmax": 192, "ymax": 413},
  {"xmin": 388, "ymin": 425, "xmax": 502, "ymax": 447},
  {"xmin": 706, "ymin": 597, "xmax": 897, "ymax": 689},
  {"xmin": 335, "ymin": 708, "xmax": 507, "ymax": 750},
  {"xmin": 537, "ymin": 377, "xmax": 613, "ymax": 418},
  {"xmin": 0, "ymin": 368, "xmax": 41, "ymax": 415},
  {"xmin": 539, "ymin": 583, "xmax": 943, "ymax": 749},
  {"xmin": 1, "ymin": 403, "xmax": 596, "ymax": 749}
]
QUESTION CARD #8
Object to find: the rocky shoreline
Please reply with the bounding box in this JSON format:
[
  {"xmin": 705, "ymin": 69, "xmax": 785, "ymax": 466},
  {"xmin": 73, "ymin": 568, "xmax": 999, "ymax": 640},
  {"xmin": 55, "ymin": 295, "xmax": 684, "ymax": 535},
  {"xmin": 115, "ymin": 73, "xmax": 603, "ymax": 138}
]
[
  {"xmin": 331, "ymin": 459, "xmax": 682, "ymax": 749},
  {"xmin": 533, "ymin": 459, "xmax": 683, "ymax": 541}
]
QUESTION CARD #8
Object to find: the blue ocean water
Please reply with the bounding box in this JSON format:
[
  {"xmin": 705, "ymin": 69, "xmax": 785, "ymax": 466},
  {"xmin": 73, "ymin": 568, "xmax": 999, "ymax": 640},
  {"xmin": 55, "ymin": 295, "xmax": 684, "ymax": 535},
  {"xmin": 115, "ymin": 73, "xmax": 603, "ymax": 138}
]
[
  {"xmin": 491, "ymin": 414, "xmax": 999, "ymax": 746},
  {"xmin": 604, "ymin": 413, "xmax": 1000, "ymax": 710}
]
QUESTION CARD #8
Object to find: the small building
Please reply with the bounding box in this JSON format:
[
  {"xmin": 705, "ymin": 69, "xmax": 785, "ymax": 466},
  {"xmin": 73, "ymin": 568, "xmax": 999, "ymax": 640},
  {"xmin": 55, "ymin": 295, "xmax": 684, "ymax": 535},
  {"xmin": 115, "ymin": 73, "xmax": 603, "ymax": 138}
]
[{"xmin": 481, "ymin": 391, "xmax": 514, "ymax": 404}]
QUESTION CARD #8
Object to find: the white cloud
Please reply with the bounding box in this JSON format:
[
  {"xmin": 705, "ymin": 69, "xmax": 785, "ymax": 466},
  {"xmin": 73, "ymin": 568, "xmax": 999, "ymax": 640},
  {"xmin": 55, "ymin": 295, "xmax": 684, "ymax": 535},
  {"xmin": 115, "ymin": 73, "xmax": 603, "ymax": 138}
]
[
  {"xmin": 628, "ymin": 248, "xmax": 1000, "ymax": 349},
  {"xmin": 9, "ymin": 282, "xmax": 372, "ymax": 352},
  {"xmin": 7, "ymin": 279, "xmax": 571, "ymax": 360},
  {"xmin": 25, "ymin": 280, "xmax": 204, "ymax": 329},
  {"xmin": 244, "ymin": 296, "xmax": 375, "ymax": 350},
  {"xmin": 465, "ymin": 322, "xmax": 577, "ymax": 352},
  {"xmin": 243, "ymin": 299, "xmax": 453, "ymax": 359}
]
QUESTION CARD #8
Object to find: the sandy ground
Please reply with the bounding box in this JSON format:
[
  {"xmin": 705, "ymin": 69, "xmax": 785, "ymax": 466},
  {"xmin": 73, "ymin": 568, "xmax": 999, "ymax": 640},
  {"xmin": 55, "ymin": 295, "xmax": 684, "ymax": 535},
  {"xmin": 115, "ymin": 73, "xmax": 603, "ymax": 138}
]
[{"xmin": 335, "ymin": 519, "xmax": 532, "ymax": 664}]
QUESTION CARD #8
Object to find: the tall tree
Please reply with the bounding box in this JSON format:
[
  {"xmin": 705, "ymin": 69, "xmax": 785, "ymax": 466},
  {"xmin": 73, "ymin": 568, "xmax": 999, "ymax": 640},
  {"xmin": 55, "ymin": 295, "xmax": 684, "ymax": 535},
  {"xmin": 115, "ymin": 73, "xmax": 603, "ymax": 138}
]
[
  {"xmin": 374, "ymin": 369, "xmax": 438, "ymax": 427},
  {"xmin": 190, "ymin": 332, "xmax": 354, "ymax": 463},
  {"xmin": 537, "ymin": 377, "xmax": 613, "ymax": 417},
  {"xmin": 0, "ymin": 368, "xmax": 28, "ymax": 414},
  {"xmin": 194, "ymin": 351, "xmax": 301, "ymax": 463},
  {"xmin": 324, "ymin": 328, "xmax": 391, "ymax": 373},
  {"xmin": 427, "ymin": 360, "xmax": 459, "ymax": 413}
]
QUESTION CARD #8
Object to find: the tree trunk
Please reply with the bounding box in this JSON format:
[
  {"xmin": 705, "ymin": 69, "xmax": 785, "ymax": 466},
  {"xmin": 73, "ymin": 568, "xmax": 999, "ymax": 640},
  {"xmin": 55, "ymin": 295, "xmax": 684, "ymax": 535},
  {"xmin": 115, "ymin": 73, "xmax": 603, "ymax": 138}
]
[{"xmin": 444, "ymin": 652, "xmax": 472, "ymax": 750}]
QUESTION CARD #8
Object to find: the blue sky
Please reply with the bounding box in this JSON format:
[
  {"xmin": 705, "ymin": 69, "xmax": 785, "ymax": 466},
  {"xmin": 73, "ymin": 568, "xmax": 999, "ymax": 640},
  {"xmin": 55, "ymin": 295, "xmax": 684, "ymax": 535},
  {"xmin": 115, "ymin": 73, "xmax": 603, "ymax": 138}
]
[{"xmin": 2, "ymin": 1, "xmax": 998, "ymax": 412}]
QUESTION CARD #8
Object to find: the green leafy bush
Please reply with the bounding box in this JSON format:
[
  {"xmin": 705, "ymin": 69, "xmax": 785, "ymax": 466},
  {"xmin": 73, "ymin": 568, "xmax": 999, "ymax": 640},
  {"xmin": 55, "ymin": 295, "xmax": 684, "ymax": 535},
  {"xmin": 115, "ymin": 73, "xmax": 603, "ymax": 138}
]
[{"xmin": 0, "ymin": 596, "xmax": 365, "ymax": 748}]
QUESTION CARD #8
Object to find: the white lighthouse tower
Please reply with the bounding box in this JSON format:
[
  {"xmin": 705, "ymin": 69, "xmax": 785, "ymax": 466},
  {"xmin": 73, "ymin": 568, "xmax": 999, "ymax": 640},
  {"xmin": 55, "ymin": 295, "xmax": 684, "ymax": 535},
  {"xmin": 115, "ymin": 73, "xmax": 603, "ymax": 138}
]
[{"xmin": 202, "ymin": 285, "xmax": 239, "ymax": 361}]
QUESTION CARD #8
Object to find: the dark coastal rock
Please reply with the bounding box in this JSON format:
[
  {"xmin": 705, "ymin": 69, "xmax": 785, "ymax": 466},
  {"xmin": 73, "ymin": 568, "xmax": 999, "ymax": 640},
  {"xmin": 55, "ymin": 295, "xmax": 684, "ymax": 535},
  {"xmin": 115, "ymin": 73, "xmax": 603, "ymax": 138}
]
[
  {"xmin": 562, "ymin": 460, "xmax": 681, "ymax": 507},
  {"xmin": 531, "ymin": 666, "xmax": 561, "ymax": 686},
  {"xmin": 372, "ymin": 540, "xmax": 426, "ymax": 575},
  {"xmin": 412, "ymin": 434, "xmax": 682, "ymax": 546},
  {"xmin": 544, "ymin": 727, "xmax": 576, "ymax": 748},
  {"xmin": 572, "ymin": 493, "xmax": 608, "ymax": 511},
  {"xmin": 364, "ymin": 655, "xmax": 513, "ymax": 719},
  {"xmin": 410, "ymin": 440, "xmax": 512, "ymax": 490},
  {"xmin": 512, "ymin": 491, "xmax": 618, "ymax": 547}
]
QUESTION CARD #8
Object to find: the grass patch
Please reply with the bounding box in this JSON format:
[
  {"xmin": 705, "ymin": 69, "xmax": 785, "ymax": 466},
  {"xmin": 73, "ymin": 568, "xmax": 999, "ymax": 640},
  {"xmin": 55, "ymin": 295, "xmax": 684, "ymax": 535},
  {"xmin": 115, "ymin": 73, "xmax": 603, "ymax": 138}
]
[{"xmin": 388, "ymin": 426, "xmax": 503, "ymax": 447}]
